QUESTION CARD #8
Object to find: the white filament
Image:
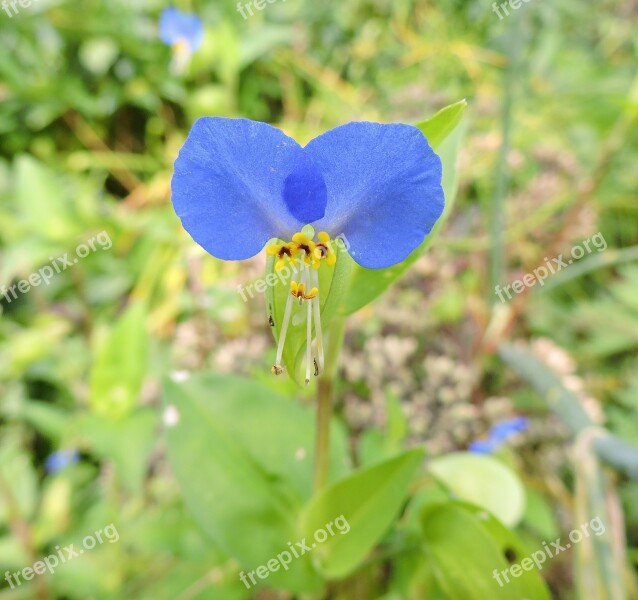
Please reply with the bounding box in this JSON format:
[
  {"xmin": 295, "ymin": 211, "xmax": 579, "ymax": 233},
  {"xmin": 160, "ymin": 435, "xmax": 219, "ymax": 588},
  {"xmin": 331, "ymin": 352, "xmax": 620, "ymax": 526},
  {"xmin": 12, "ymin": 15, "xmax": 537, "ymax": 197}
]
[
  {"xmin": 274, "ymin": 264, "xmax": 297, "ymax": 369},
  {"xmin": 311, "ymin": 268, "xmax": 324, "ymax": 373}
]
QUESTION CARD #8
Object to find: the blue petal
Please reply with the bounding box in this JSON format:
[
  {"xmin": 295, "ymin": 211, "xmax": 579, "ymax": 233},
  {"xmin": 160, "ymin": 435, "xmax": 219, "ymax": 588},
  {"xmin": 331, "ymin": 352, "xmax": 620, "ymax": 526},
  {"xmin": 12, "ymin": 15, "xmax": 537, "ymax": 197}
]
[
  {"xmin": 159, "ymin": 7, "xmax": 183, "ymax": 45},
  {"xmin": 468, "ymin": 439, "xmax": 499, "ymax": 454},
  {"xmin": 159, "ymin": 7, "xmax": 203, "ymax": 51},
  {"xmin": 305, "ymin": 122, "xmax": 444, "ymax": 269},
  {"xmin": 180, "ymin": 14, "xmax": 204, "ymax": 52},
  {"xmin": 45, "ymin": 449, "xmax": 79, "ymax": 473},
  {"xmin": 172, "ymin": 118, "xmax": 317, "ymax": 260},
  {"xmin": 490, "ymin": 417, "xmax": 529, "ymax": 442},
  {"xmin": 282, "ymin": 162, "xmax": 327, "ymax": 223}
]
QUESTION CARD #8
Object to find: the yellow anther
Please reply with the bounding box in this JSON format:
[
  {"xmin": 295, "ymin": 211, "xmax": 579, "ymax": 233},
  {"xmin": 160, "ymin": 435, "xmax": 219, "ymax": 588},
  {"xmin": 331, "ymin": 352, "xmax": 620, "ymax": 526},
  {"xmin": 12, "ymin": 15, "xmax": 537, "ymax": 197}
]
[
  {"xmin": 313, "ymin": 231, "xmax": 337, "ymax": 267},
  {"xmin": 267, "ymin": 231, "xmax": 338, "ymax": 270},
  {"xmin": 290, "ymin": 232, "xmax": 317, "ymax": 267},
  {"xmin": 290, "ymin": 281, "xmax": 318, "ymax": 300},
  {"xmin": 266, "ymin": 241, "xmax": 297, "ymax": 271}
]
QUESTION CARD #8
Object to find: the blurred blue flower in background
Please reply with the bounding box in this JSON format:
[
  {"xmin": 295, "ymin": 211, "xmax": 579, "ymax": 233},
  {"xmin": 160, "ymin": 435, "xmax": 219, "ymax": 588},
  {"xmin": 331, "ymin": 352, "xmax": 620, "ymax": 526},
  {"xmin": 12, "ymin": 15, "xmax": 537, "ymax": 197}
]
[
  {"xmin": 159, "ymin": 7, "xmax": 204, "ymax": 74},
  {"xmin": 159, "ymin": 7, "xmax": 204, "ymax": 53},
  {"xmin": 45, "ymin": 449, "xmax": 80, "ymax": 474},
  {"xmin": 469, "ymin": 416, "xmax": 529, "ymax": 454}
]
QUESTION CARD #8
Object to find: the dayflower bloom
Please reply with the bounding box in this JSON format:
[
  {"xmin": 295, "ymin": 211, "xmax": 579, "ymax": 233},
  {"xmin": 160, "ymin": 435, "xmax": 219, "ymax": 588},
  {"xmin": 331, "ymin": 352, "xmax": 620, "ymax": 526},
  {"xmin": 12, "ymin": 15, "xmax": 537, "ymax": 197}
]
[
  {"xmin": 171, "ymin": 117, "xmax": 444, "ymax": 382},
  {"xmin": 469, "ymin": 417, "xmax": 529, "ymax": 454},
  {"xmin": 45, "ymin": 449, "xmax": 80, "ymax": 474},
  {"xmin": 159, "ymin": 7, "xmax": 204, "ymax": 73}
]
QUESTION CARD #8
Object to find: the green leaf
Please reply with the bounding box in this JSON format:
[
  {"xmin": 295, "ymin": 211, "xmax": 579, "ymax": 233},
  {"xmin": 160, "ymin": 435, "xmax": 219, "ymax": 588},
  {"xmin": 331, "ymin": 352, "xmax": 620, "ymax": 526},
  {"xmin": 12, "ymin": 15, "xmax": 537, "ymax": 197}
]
[
  {"xmin": 75, "ymin": 408, "xmax": 157, "ymax": 493},
  {"xmin": 415, "ymin": 99, "xmax": 467, "ymax": 149},
  {"xmin": 89, "ymin": 302, "xmax": 148, "ymax": 420},
  {"xmin": 522, "ymin": 489, "xmax": 560, "ymax": 540},
  {"xmin": 0, "ymin": 435, "xmax": 38, "ymax": 525},
  {"xmin": 339, "ymin": 100, "xmax": 467, "ymax": 316},
  {"xmin": 13, "ymin": 155, "xmax": 75, "ymax": 242},
  {"xmin": 427, "ymin": 452, "xmax": 525, "ymax": 527},
  {"xmin": 163, "ymin": 373, "xmax": 351, "ymax": 593},
  {"xmin": 421, "ymin": 502, "xmax": 551, "ymax": 600},
  {"xmin": 300, "ymin": 447, "xmax": 425, "ymax": 578}
]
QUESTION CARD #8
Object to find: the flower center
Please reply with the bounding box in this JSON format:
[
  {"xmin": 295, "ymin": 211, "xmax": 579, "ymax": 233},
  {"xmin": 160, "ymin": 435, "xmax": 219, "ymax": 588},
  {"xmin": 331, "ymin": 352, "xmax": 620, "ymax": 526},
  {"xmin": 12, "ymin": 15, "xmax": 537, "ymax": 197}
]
[{"xmin": 267, "ymin": 229, "xmax": 337, "ymax": 384}]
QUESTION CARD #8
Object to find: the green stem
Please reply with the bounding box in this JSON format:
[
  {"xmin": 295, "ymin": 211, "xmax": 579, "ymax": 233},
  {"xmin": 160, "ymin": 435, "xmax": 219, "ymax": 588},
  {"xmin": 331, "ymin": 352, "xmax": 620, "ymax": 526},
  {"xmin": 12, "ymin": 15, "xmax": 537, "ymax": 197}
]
[
  {"xmin": 313, "ymin": 317, "xmax": 346, "ymax": 492},
  {"xmin": 490, "ymin": 10, "xmax": 525, "ymax": 302}
]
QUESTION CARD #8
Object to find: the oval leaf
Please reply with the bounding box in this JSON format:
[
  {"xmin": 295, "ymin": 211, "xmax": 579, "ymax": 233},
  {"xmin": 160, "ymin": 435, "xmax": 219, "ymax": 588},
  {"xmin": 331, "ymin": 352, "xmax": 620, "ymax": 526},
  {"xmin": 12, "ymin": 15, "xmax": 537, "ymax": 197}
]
[
  {"xmin": 427, "ymin": 452, "xmax": 525, "ymax": 527},
  {"xmin": 421, "ymin": 502, "xmax": 551, "ymax": 600},
  {"xmin": 163, "ymin": 373, "xmax": 350, "ymax": 593},
  {"xmin": 301, "ymin": 448, "xmax": 425, "ymax": 578}
]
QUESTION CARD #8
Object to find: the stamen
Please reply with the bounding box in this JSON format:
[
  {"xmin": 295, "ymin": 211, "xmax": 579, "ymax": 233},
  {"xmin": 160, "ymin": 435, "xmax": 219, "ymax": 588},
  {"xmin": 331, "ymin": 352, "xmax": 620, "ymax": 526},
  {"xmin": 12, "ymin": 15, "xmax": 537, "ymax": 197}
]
[
  {"xmin": 311, "ymin": 268, "xmax": 324, "ymax": 373},
  {"xmin": 267, "ymin": 230, "xmax": 334, "ymax": 379},
  {"xmin": 305, "ymin": 264, "xmax": 313, "ymax": 385},
  {"xmin": 273, "ymin": 265, "xmax": 297, "ymax": 375},
  {"xmin": 299, "ymin": 267, "xmax": 307, "ymax": 305}
]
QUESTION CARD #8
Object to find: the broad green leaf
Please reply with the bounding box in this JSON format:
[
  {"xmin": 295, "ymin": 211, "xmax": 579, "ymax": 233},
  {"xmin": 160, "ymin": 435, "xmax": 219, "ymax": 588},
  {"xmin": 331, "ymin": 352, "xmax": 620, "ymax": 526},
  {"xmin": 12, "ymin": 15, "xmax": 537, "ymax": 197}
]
[
  {"xmin": 421, "ymin": 502, "xmax": 551, "ymax": 600},
  {"xmin": 388, "ymin": 549, "xmax": 448, "ymax": 600},
  {"xmin": 522, "ymin": 489, "xmax": 560, "ymax": 540},
  {"xmin": 0, "ymin": 435, "xmax": 38, "ymax": 524},
  {"xmin": 75, "ymin": 408, "xmax": 157, "ymax": 493},
  {"xmin": 89, "ymin": 302, "xmax": 148, "ymax": 420},
  {"xmin": 301, "ymin": 448, "xmax": 425, "ymax": 578},
  {"xmin": 163, "ymin": 373, "xmax": 351, "ymax": 593},
  {"xmin": 13, "ymin": 155, "xmax": 75, "ymax": 242},
  {"xmin": 340, "ymin": 100, "xmax": 467, "ymax": 315},
  {"xmin": 458, "ymin": 500, "xmax": 551, "ymax": 600},
  {"xmin": 15, "ymin": 400, "xmax": 69, "ymax": 442},
  {"xmin": 427, "ymin": 452, "xmax": 525, "ymax": 527}
]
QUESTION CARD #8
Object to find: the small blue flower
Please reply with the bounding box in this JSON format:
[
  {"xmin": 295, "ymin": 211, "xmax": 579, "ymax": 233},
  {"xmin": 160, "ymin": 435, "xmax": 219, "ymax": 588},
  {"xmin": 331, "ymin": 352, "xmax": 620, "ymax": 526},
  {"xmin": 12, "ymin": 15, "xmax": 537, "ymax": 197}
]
[
  {"xmin": 490, "ymin": 416, "xmax": 528, "ymax": 441},
  {"xmin": 467, "ymin": 438, "xmax": 499, "ymax": 454},
  {"xmin": 171, "ymin": 117, "xmax": 444, "ymax": 379},
  {"xmin": 159, "ymin": 7, "xmax": 204, "ymax": 54},
  {"xmin": 469, "ymin": 417, "xmax": 529, "ymax": 454},
  {"xmin": 45, "ymin": 449, "xmax": 80, "ymax": 474}
]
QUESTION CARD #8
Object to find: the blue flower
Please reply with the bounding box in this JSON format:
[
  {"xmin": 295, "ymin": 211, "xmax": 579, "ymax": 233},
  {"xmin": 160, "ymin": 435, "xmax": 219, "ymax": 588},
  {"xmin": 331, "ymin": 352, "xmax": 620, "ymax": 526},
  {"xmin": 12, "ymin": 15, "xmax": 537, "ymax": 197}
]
[
  {"xmin": 469, "ymin": 417, "xmax": 529, "ymax": 454},
  {"xmin": 45, "ymin": 449, "xmax": 80, "ymax": 474},
  {"xmin": 159, "ymin": 7, "xmax": 204, "ymax": 54},
  {"xmin": 171, "ymin": 117, "xmax": 444, "ymax": 379}
]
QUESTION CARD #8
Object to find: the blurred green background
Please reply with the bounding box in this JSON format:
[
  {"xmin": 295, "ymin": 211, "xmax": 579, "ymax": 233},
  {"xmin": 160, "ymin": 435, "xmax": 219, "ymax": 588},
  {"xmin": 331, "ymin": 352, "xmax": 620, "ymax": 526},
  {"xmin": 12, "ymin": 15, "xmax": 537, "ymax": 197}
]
[{"xmin": 1, "ymin": 0, "xmax": 637, "ymax": 598}]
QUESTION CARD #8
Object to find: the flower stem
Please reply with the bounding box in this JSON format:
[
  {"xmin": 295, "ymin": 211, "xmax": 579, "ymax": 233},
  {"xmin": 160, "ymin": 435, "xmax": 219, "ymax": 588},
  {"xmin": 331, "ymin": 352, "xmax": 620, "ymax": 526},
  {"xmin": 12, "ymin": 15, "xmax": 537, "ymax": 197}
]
[{"xmin": 313, "ymin": 316, "xmax": 346, "ymax": 492}]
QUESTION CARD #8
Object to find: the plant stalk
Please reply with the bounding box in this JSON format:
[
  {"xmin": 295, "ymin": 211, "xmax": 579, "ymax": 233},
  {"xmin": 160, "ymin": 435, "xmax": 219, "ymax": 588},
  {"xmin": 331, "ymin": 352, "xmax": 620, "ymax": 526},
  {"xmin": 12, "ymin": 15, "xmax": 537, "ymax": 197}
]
[{"xmin": 313, "ymin": 316, "xmax": 346, "ymax": 492}]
